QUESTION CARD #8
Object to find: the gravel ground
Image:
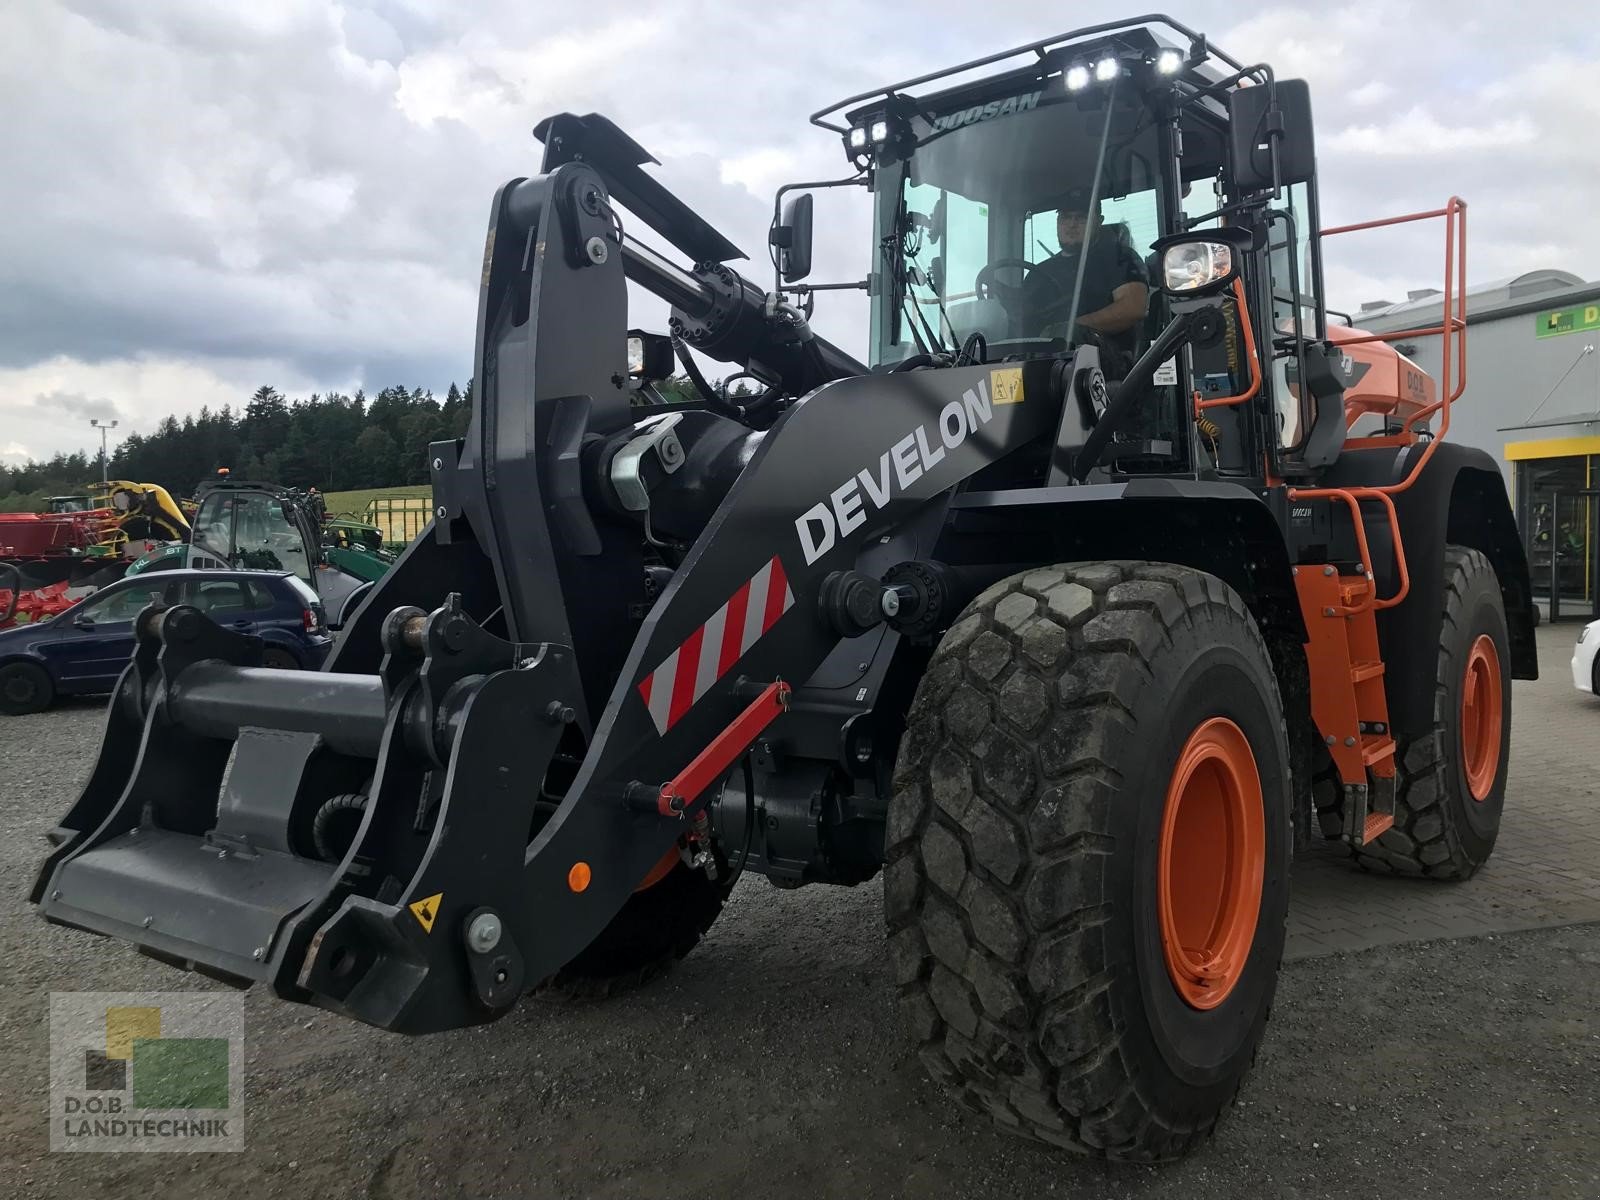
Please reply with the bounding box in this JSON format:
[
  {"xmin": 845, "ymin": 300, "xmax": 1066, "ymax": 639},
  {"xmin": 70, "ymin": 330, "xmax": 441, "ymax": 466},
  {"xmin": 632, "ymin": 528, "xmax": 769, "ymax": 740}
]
[{"xmin": 3, "ymin": 699, "xmax": 1598, "ymax": 1199}]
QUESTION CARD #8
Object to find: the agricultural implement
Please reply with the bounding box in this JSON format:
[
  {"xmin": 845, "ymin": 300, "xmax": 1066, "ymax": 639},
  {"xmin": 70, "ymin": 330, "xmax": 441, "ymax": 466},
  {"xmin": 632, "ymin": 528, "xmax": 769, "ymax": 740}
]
[{"xmin": 0, "ymin": 481, "xmax": 189, "ymax": 628}]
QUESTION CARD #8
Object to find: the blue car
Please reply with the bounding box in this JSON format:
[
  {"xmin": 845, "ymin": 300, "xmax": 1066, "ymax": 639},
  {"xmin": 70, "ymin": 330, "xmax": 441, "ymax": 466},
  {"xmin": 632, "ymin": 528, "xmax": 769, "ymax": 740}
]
[{"xmin": 0, "ymin": 569, "xmax": 331, "ymax": 715}]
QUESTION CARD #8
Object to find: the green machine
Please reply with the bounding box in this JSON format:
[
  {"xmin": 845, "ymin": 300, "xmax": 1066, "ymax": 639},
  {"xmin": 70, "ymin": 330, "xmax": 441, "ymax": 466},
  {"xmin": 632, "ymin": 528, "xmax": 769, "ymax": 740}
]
[{"xmin": 128, "ymin": 480, "xmax": 394, "ymax": 627}]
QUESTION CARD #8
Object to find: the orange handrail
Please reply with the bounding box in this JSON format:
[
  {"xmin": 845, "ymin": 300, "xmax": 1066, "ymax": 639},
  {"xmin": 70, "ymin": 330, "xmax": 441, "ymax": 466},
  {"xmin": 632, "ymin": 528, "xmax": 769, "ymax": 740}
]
[
  {"xmin": 1291, "ymin": 197, "xmax": 1468, "ymax": 610},
  {"xmin": 1288, "ymin": 485, "xmax": 1409, "ymax": 611}
]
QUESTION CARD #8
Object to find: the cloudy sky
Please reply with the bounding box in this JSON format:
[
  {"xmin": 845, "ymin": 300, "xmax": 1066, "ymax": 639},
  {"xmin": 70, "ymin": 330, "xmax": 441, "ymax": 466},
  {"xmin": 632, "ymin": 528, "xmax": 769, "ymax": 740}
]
[{"xmin": 4, "ymin": 0, "xmax": 1598, "ymax": 464}]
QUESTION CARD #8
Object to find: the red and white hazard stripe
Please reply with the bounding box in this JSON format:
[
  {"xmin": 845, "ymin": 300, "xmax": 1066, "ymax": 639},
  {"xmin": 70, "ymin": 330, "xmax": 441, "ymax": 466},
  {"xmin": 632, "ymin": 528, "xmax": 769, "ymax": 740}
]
[{"xmin": 637, "ymin": 554, "xmax": 794, "ymax": 734}]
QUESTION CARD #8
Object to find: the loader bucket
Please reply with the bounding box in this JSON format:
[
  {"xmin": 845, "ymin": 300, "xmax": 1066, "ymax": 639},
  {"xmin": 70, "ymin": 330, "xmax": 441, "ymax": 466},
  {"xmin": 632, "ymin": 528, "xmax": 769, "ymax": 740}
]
[{"xmin": 32, "ymin": 595, "xmax": 581, "ymax": 1032}]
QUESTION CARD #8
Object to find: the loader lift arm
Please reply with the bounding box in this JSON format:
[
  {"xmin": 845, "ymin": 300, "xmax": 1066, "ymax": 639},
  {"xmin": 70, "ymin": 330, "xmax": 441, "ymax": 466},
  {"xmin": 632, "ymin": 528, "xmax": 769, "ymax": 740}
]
[{"xmin": 32, "ymin": 128, "xmax": 999, "ymax": 1033}]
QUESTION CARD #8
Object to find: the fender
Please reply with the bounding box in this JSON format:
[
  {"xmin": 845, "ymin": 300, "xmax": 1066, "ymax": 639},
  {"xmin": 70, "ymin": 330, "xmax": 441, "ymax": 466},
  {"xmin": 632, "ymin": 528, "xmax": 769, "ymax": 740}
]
[
  {"xmin": 1320, "ymin": 440, "xmax": 1536, "ymax": 738},
  {"xmin": 929, "ymin": 478, "xmax": 1318, "ymax": 843},
  {"xmin": 936, "ymin": 478, "xmax": 1307, "ymax": 644}
]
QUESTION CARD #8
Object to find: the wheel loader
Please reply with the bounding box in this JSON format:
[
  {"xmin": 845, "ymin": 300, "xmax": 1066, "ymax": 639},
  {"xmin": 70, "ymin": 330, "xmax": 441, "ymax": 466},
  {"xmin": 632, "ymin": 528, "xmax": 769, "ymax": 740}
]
[{"xmin": 32, "ymin": 16, "xmax": 1535, "ymax": 1161}]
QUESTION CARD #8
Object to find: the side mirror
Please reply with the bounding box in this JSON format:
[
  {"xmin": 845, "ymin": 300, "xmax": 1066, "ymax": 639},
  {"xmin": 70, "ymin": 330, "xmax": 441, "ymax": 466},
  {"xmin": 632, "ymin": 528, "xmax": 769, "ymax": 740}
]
[
  {"xmin": 72, "ymin": 614, "xmax": 94, "ymax": 628},
  {"xmin": 774, "ymin": 193, "xmax": 814, "ymax": 283},
  {"xmin": 1226, "ymin": 78, "xmax": 1315, "ymax": 190}
]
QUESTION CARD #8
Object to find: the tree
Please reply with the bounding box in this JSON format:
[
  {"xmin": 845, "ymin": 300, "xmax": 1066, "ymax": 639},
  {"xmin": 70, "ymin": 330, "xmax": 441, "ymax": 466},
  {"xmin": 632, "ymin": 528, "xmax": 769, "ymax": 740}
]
[
  {"xmin": 0, "ymin": 379, "xmax": 471, "ymax": 506},
  {"xmin": 352, "ymin": 426, "xmax": 400, "ymax": 488}
]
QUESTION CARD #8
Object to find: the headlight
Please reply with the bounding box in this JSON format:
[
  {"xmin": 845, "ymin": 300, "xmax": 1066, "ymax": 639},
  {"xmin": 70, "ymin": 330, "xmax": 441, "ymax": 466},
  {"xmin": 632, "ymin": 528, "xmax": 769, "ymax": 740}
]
[
  {"xmin": 626, "ymin": 330, "xmax": 674, "ymax": 384},
  {"xmin": 1162, "ymin": 241, "xmax": 1236, "ymax": 293},
  {"xmin": 848, "ymin": 126, "xmax": 867, "ymax": 150},
  {"xmin": 1156, "ymin": 49, "xmax": 1183, "ymax": 75},
  {"xmin": 1580, "ymin": 623, "xmax": 1595, "ymax": 644},
  {"xmin": 870, "ymin": 119, "xmax": 890, "ymax": 143},
  {"xmin": 1094, "ymin": 56, "xmax": 1120, "ymax": 82},
  {"xmin": 1065, "ymin": 64, "xmax": 1090, "ymax": 91}
]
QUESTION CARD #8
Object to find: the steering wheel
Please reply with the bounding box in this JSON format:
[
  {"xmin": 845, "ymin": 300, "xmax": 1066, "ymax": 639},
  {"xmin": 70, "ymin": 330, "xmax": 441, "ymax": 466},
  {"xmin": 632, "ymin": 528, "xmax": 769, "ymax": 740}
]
[
  {"xmin": 974, "ymin": 258, "xmax": 1113, "ymax": 353},
  {"xmin": 974, "ymin": 258, "xmax": 1051, "ymax": 313}
]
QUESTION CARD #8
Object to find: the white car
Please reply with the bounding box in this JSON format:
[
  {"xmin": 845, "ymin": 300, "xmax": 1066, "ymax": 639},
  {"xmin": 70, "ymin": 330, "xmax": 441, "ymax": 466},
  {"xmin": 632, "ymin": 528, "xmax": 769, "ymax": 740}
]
[{"xmin": 1574, "ymin": 619, "xmax": 1600, "ymax": 696}]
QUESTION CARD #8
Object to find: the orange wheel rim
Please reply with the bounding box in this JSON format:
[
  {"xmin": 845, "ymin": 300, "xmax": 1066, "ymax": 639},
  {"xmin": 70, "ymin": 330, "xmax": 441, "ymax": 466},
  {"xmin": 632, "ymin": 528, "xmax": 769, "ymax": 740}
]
[
  {"xmin": 1460, "ymin": 634, "xmax": 1503, "ymax": 801},
  {"xmin": 1157, "ymin": 717, "xmax": 1266, "ymax": 1011}
]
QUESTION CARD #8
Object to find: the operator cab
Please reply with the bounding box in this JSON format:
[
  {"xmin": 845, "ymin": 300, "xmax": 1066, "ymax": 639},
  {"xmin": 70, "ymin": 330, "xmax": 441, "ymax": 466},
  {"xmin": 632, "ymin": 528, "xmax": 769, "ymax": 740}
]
[{"xmin": 795, "ymin": 22, "xmax": 1343, "ymax": 482}]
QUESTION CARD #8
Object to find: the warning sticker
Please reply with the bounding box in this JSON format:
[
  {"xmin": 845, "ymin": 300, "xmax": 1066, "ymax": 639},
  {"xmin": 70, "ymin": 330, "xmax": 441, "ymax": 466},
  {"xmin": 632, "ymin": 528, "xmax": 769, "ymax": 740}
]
[
  {"xmin": 990, "ymin": 366, "xmax": 1024, "ymax": 405},
  {"xmin": 409, "ymin": 892, "xmax": 443, "ymax": 934}
]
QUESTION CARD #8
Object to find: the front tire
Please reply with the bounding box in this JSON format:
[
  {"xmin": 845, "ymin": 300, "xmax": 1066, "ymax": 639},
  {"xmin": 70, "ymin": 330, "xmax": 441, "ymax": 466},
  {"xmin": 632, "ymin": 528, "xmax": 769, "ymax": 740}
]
[
  {"xmin": 886, "ymin": 562, "xmax": 1292, "ymax": 1160},
  {"xmin": 539, "ymin": 857, "xmax": 734, "ymax": 1000},
  {"xmin": 0, "ymin": 661, "xmax": 54, "ymax": 715},
  {"xmin": 1355, "ymin": 546, "xmax": 1510, "ymax": 879}
]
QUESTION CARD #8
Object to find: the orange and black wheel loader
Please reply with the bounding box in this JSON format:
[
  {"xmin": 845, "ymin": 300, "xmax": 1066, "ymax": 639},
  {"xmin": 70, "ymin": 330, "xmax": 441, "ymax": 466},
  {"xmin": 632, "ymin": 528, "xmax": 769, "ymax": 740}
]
[{"xmin": 32, "ymin": 15, "xmax": 1534, "ymax": 1160}]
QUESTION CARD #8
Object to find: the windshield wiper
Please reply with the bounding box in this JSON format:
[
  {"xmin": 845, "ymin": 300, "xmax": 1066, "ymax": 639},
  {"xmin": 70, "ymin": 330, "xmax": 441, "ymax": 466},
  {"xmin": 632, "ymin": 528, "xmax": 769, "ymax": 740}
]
[
  {"xmin": 908, "ymin": 258, "xmax": 959, "ymax": 352},
  {"xmin": 886, "ymin": 200, "xmax": 951, "ymax": 356}
]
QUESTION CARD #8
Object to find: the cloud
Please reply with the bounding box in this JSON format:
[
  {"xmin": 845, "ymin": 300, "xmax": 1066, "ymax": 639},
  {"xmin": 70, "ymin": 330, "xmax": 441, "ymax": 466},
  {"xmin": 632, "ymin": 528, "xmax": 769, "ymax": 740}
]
[
  {"xmin": 1327, "ymin": 109, "xmax": 1538, "ymax": 156},
  {"xmin": 34, "ymin": 391, "xmax": 122, "ymax": 422},
  {"xmin": 6, "ymin": 0, "xmax": 1600, "ymax": 459},
  {"xmin": 0, "ymin": 353, "xmax": 323, "ymax": 468},
  {"xmin": 1347, "ymin": 81, "xmax": 1395, "ymax": 106}
]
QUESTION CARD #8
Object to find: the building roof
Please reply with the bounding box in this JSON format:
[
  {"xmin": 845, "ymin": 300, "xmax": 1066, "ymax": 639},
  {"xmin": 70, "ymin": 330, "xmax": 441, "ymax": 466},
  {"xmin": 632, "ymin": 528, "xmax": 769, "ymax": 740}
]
[{"xmin": 1356, "ymin": 269, "xmax": 1595, "ymax": 331}]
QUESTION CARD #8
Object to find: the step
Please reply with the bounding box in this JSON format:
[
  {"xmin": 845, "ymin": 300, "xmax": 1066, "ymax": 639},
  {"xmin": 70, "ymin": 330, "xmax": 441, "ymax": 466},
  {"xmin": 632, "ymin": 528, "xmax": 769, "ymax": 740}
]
[
  {"xmin": 1361, "ymin": 812, "xmax": 1395, "ymax": 843},
  {"xmin": 1350, "ymin": 660, "xmax": 1385, "ymax": 683},
  {"xmin": 1361, "ymin": 735, "xmax": 1396, "ymax": 767}
]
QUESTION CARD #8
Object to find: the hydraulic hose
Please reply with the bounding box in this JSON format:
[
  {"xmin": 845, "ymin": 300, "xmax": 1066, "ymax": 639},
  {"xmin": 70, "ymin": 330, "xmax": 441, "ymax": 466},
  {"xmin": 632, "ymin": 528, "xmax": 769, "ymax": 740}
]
[
  {"xmin": 312, "ymin": 792, "xmax": 369, "ymax": 862},
  {"xmin": 674, "ymin": 338, "xmax": 733, "ymax": 412}
]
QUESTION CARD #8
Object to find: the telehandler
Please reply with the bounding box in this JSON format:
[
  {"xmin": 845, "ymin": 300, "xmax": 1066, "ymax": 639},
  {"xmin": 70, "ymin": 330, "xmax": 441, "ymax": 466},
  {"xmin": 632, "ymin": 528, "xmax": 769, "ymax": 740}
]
[{"xmin": 33, "ymin": 15, "xmax": 1534, "ymax": 1160}]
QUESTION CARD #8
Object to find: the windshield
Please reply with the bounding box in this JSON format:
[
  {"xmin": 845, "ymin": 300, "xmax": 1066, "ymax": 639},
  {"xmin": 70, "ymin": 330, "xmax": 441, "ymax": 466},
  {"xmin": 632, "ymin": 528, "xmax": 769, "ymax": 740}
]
[
  {"xmin": 191, "ymin": 493, "xmax": 315, "ymax": 584},
  {"xmin": 870, "ymin": 83, "xmax": 1164, "ymax": 368}
]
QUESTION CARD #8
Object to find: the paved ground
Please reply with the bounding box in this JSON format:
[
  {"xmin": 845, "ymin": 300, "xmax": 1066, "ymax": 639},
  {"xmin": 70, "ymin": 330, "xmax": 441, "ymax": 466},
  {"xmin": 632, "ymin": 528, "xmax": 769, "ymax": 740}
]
[
  {"xmin": 1, "ymin": 622, "xmax": 1596, "ymax": 1198},
  {"xmin": 1287, "ymin": 622, "xmax": 1600, "ymax": 957}
]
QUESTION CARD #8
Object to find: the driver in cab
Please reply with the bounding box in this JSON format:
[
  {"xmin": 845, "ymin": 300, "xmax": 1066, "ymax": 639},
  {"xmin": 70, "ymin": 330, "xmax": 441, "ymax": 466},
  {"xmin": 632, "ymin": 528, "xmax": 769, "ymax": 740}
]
[{"xmin": 1020, "ymin": 187, "xmax": 1149, "ymax": 362}]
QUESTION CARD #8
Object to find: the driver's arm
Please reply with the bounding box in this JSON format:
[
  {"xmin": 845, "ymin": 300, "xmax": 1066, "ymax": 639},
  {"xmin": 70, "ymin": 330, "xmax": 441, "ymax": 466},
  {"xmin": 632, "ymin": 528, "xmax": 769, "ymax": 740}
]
[{"xmin": 1076, "ymin": 281, "xmax": 1148, "ymax": 334}]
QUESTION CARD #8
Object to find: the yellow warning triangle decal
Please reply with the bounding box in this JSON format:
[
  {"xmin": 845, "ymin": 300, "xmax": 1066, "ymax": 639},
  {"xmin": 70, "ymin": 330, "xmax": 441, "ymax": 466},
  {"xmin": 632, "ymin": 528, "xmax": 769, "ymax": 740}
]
[{"xmin": 409, "ymin": 892, "xmax": 443, "ymax": 934}]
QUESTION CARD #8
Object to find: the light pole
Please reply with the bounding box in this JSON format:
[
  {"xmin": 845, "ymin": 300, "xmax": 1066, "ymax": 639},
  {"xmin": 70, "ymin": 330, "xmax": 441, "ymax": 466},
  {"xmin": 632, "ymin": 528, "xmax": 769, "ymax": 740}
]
[{"xmin": 89, "ymin": 418, "xmax": 119, "ymax": 486}]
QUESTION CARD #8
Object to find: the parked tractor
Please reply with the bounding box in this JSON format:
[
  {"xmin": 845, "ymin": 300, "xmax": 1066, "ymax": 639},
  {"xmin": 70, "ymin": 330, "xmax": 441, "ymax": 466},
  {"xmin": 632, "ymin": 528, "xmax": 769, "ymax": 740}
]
[
  {"xmin": 33, "ymin": 16, "xmax": 1533, "ymax": 1161},
  {"xmin": 126, "ymin": 478, "xmax": 393, "ymax": 628}
]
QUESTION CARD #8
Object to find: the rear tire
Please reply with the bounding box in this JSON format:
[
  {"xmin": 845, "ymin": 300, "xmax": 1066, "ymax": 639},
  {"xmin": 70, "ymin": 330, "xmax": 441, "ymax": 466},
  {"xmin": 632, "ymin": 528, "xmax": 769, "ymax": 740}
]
[
  {"xmin": 261, "ymin": 647, "xmax": 300, "ymax": 670},
  {"xmin": 538, "ymin": 859, "xmax": 734, "ymax": 1000},
  {"xmin": 886, "ymin": 562, "xmax": 1292, "ymax": 1160},
  {"xmin": 0, "ymin": 661, "xmax": 54, "ymax": 715},
  {"xmin": 1354, "ymin": 546, "xmax": 1510, "ymax": 879}
]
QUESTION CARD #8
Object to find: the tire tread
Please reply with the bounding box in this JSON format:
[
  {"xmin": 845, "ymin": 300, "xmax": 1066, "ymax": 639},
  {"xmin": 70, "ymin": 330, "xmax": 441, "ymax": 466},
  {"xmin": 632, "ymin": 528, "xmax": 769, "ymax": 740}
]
[
  {"xmin": 887, "ymin": 561, "xmax": 1287, "ymax": 1161},
  {"xmin": 1353, "ymin": 546, "xmax": 1505, "ymax": 879}
]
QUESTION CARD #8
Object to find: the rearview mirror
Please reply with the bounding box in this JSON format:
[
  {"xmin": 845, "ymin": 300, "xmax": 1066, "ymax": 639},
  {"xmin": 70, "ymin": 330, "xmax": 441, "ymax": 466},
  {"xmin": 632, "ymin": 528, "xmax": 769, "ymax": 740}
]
[
  {"xmin": 774, "ymin": 193, "xmax": 814, "ymax": 283},
  {"xmin": 1227, "ymin": 78, "xmax": 1315, "ymax": 190}
]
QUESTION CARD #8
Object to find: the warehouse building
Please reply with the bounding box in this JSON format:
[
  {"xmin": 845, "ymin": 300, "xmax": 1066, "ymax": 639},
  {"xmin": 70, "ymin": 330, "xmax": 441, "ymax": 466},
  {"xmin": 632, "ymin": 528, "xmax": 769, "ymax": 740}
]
[{"xmin": 1357, "ymin": 270, "xmax": 1600, "ymax": 619}]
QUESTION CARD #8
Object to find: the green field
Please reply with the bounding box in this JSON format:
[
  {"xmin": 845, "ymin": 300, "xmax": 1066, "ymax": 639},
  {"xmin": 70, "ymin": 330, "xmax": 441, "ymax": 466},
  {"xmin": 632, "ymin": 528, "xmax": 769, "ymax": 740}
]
[{"xmin": 323, "ymin": 484, "xmax": 432, "ymax": 519}]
